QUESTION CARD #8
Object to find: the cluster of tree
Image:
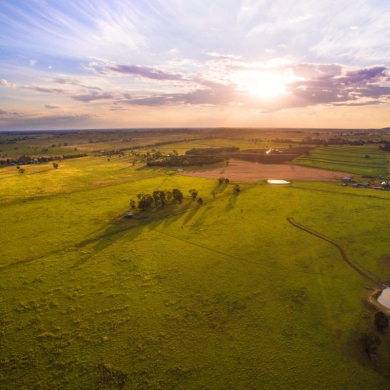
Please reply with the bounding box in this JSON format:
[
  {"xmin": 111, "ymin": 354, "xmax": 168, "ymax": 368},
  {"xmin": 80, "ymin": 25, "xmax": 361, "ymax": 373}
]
[
  {"xmin": 130, "ymin": 189, "xmax": 184, "ymax": 211},
  {"xmin": 217, "ymin": 178, "xmax": 240, "ymax": 193},
  {"xmin": 130, "ymin": 187, "xmax": 205, "ymax": 211},
  {"xmin": 185, "ymin": 147, "xmax": 239, "ymax": 155},
  {"xmin": 379, "ymin": 141, "xmax": 390, "ymax": 151},
  {"xmin": 218, "ymin": 177, "xmax": 230, "ymax": 184},
  {"xmin": 62, "ymin": 153, "xmax": 88, "ymax": 159},
  {"xmin": 146, "ymin": 154, "xmax": 224, "ymax": 167},
  {"xmin": 360, "ymin": 311, "xmax": 389, "ymax": 360},
  {"xmin": 0, "ymin": 153, "xmax": 86, "ymax": 167}
]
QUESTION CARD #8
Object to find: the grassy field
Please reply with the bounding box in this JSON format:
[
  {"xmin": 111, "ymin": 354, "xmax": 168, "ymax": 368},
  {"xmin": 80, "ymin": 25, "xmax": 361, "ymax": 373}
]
[
  {"xmin": 294, "ymin": 145, "xmax": 390, "ymax": 177},
  {"xmin": 1, "ymin": 146, "xmax": 390, "ymax": 389}
]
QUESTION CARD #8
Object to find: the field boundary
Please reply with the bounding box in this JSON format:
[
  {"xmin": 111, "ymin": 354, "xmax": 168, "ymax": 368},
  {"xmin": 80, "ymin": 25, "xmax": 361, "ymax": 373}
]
[{"xmin": 287, "ymin": 217, "xmax": 382, "ymax": 287}]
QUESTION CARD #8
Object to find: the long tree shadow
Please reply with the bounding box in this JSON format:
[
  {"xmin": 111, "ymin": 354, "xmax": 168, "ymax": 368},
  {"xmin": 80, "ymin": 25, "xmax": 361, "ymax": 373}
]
[
  {"xmin": 70, "ymin": 217, "xmax": 147, "ymax": 269},
  {"xmin": 182, "ymin": 203, "xmax": 202, "ymax": 226},
  {"xmin": 225, "ymin": 192, "xmax": 239, "ymax": 212},
  {"xmin": 212, "ymin": 183, "xmax": 228, "ymax": 194}
]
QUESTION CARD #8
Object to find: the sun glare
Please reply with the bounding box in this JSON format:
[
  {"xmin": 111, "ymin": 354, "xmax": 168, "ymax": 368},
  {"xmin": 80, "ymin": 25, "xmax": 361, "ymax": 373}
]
[{"xmin": 236, "ymin": 72, "xmax": 291, "ymax": 100}]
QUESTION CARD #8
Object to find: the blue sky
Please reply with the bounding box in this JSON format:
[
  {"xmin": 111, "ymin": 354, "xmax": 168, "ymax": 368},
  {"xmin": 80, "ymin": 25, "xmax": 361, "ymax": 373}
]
[{"xmin": 1, "ymin": 0, "xmax": 390, "ymax": 130}]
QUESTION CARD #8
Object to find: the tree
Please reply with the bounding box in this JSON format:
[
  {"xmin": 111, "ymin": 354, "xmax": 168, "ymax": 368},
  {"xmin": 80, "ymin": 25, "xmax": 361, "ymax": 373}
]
[
  {"xmin": 365, "ymin": 154, "xmax": 370, "ymax": 159},
  {"xmin": 224, "ymin": 178, "xmax": 229, "ymax": 184},
  {"xmin": 153, "ymin": 190, "xmax": 162, "ymax": 206},
  {"xmin": 53, "ymin": 163, "xmax": 59, "ymax": 169},
  {"xmin": 188, "ymin": 189, "xmax": 198, "ymax": 200},
  {"xmin": 19, "ymin": 168, "xmax": 25, "ymax": 174},
  {"xmin": 137, "ymin": 194, "xmax": 154, "ymax": 210},
  {"xmin": 218, "ymin": 177, "xmax": 224, "ymax": 184},
  {"xmin": 129, "ymin": 199, "xmax": 136, "ymax": 209},
  {"xmin": 197, "ymin": 197, "xmax": 203, "ymax": 205},
  {"xmin": 234, "ymin": 184, "xmax": 240, "ymax": 193},
  {"xmin": 360, "ymin": 331, "xmax": 381, "ymax": 357},
  {"xmin": 374, "ymin": 311, "xmax": 389, "ymax": 331},
  {"xmin": 159, "ymin": 190, "xmax": 166, "ymax": 207},
  {"xmin": 172, "ymin": 189, "xmax": 183, "ymax": 203}
]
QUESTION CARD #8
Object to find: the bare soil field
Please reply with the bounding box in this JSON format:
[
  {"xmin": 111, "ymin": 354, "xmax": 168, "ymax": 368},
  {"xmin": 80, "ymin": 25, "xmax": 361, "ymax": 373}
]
[{"xmin": 180, "ymin": 159, "xmax": 351, "ymax": 182}]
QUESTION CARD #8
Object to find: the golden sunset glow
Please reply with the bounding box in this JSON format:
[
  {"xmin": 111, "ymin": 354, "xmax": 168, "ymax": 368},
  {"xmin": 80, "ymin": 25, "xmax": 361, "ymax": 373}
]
[{"xmin": 236, "ymin": 72, "xmax": 289, "ymax": 100}]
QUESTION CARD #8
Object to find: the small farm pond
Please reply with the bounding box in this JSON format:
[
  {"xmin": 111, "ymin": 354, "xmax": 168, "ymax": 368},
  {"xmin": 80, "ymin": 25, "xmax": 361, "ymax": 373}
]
[
  {"xmin": 267, "ymin": 180, "xmax": 291, "ymax": 184},
  {"xmin": 378, "ymin": 287, "xmax": 390, "ymax": 309}
]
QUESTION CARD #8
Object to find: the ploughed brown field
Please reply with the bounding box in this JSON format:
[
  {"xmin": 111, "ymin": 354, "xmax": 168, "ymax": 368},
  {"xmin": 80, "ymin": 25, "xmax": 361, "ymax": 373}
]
[{"xmin": 180, "ymin": 159, "xmax": 351, "ymax": 182}]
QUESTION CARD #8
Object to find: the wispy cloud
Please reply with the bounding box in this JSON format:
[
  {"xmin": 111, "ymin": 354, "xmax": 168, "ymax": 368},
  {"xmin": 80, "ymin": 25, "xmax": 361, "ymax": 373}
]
[
  {"xmin": 1, "ymin": 79, "xmax": 16, "ymax": 87},
  {"xmin": 2, "ymin": 0, "xmax": 390, "ymax": 129},
  {"xmin": 72, "ymin": 92, "xmax": 115, "ymax": 102}
]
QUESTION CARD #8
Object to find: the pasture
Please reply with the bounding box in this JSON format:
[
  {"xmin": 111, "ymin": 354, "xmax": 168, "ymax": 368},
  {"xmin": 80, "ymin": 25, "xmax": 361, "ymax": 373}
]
[
  {"xmin": 1, "ymin": 131, "xmax": 390, "ymax": 389},
  {"xmin": 294, "ymin": 145, "xmax": 389, "ymax": 177}
]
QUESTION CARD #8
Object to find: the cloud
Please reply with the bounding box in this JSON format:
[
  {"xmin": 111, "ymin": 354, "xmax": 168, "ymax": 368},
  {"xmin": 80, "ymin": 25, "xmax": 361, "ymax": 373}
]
[
  {"xmin": 333, "ymin": 101, "xmax": 382, "ymax": 107},
  {"xmin": 262, "ymin": 64, "xmax": 390, "ymax": 111},
  {"xmin": 288, "ymin": 14, "xmax": 312, "ymax": 24},
  {"xmin": 0, "ymin": 109, "xmax": 8, "ymax": 115},
  {"xmin": 108, "ymin": 64, "xmax": 184, "ymax": 81},
  {"xmin": 50, "ymin": 77, "xmax": 102, "ymax": 91},
  {"xmin": 29, "ymin": 59, "xmax": 37, "ymax": 66},
  {"xmin": 1, "ymin": 79, "xmax": 16, "ymax": 87},
  {"xmin": 0, "ymin": 113, "xmax": 98, "ymax": 130},
  {"xmin": 22, "ymin": 86, "xmax": 69, "ymax": 94},
  {"xmin": 206, "ymin": 52, "xmax": 242, "ymax": 60},
  {"xmin": 339, "ymin": 66, "xmax": 388, "ymax": 85},
  {"xmin": 45, "ymin": 104, "xmax": 60, "ymax": 109},
  {"xmin": 72, "ymin": 91, "xmax": 114, "ymax": 102},
  {"xmin": 120, "ymin": 84, "xmax": 238, "ymax": 107}
]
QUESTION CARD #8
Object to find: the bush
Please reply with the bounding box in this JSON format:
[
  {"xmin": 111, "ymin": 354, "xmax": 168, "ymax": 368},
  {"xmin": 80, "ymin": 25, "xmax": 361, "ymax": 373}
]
[{"xmin": 374, "ymin": 311, "xmax": 389, "ymax": 331}]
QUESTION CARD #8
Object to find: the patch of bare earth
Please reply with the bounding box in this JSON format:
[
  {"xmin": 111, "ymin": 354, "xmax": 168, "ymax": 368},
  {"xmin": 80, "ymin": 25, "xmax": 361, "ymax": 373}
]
[{"xmin": 180, "ymin": 159, "xmax": 351, "ymax": 182}]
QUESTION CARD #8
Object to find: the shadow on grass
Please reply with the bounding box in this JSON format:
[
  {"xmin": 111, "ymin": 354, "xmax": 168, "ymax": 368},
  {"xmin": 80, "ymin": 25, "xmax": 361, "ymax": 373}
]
[
  {"xmin": 225, "ymin": 193, "xmax": 239, "ymax": 212},
  {"xmin": 212, "ymin": 183, "xmax": 228, "ymax": 194},
  {"xmin": 70, "ymin": 200, "xmax": 200, "ymax": 268},
  {"xmin": 182, "ymin": 202, "xmax": 202, "ymax": 226}
]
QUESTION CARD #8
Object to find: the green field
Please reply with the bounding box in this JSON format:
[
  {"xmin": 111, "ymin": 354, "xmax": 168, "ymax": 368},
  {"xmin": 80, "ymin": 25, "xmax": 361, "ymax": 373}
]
[
  {"xmin": 1, "ymin": 131, "xmax": 390, "ymax": 389},
  {"xmin": 294, "ymin": 145, "xmax": 389, "ymax": 177}
]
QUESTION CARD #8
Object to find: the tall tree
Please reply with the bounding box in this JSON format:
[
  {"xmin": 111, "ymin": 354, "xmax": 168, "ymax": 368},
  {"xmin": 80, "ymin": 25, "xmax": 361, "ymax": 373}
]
[{"xmin": 172, "ymin": 189, "xmax": 183, "ymax": 203}]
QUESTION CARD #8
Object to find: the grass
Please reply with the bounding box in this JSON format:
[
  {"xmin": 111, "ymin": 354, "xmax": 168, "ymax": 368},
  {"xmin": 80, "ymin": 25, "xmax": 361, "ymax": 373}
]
[
  {"xmin": 294, "ymin": 145, "xmax": 389, "ymax": 177},
  {"xmin": 1, "ymin": 140, "xmax": 390, "ymax": 389}
]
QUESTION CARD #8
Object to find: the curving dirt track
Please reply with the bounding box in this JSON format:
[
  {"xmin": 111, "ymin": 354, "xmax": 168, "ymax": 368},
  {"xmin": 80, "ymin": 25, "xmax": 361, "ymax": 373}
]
[
  {"xmin": 287, "ymin": 217, "xmax": 382, "ymax": 287},
  {"xmin": 180, "ymin": 159, "xmax": 352, "ymax": 182}
]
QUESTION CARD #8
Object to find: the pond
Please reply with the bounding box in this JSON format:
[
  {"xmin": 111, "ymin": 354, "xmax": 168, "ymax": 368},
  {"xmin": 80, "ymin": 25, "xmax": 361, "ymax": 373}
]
[
  {"xmin": 378, "ymin": 287, "xmax": 390, "ymax": 309},
  {"xmin": 267, "ymin": 179, "xmax": 290, "ymax": 184}
]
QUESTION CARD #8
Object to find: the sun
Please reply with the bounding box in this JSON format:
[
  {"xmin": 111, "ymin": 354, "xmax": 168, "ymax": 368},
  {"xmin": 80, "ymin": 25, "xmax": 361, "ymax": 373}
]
[
  {"xmin": 237, "ymin": 71, "xmax": 289, "ymax": 100},
  {"xmin": 248, "ymin": 73, "xmax": 287, "ymax": 99}
]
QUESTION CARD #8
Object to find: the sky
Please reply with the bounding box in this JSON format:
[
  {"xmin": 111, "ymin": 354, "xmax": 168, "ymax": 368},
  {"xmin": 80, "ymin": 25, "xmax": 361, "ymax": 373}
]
[{"xmin": 1, "ymin": 0, "xmax": 390, "ymax": 130}]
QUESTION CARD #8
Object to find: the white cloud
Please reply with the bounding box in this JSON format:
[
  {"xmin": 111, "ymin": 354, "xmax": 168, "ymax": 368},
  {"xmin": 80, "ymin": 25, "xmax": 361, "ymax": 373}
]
[
  {"xmin": 29, "ymin": 59, "xmax": 37, "ymax": 66},
  {"xmin": 0, "ymin": 79, "xmax": 16, "ymax": 87},
  {"xmin": 288, "ymin": 14, "xmax": 313, "ymax": 24}
]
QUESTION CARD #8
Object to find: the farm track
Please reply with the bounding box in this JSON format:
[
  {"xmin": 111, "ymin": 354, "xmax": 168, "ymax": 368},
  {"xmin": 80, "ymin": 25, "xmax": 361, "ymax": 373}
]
[{"xmin": 287, "ymin": 217, "xmax": 382, "ymax": 287}]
